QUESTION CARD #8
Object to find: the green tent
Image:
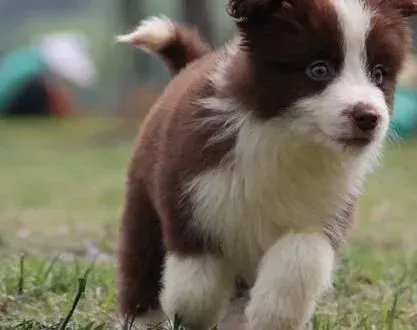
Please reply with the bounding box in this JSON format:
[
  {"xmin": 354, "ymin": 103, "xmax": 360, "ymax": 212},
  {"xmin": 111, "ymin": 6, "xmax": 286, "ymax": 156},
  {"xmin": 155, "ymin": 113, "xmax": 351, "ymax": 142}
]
[{"xmin": 0, "ymin": 47, "xmax": 48, "ymax": 114}]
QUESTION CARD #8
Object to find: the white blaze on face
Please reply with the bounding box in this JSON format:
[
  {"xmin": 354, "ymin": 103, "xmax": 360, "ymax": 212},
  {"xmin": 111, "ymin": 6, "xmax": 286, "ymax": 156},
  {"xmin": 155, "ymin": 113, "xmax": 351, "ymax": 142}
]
[
  {"xmin": 329, "ymin": 0, "xmax": 389, "ymax": 121},
  {"xmin": 293, "ymin": 0, "xmax": 390, "ymax": 148},
  {"xmin": 334, "ymin": 0, "xmax": 371, "ymax": 84}
]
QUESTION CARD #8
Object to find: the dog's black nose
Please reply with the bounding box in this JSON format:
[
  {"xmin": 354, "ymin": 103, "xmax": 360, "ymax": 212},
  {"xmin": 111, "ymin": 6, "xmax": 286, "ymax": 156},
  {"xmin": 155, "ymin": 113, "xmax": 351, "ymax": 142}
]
[{"xmin": 351, "ymin": 103, "xmax": 380, "ymax": 132}]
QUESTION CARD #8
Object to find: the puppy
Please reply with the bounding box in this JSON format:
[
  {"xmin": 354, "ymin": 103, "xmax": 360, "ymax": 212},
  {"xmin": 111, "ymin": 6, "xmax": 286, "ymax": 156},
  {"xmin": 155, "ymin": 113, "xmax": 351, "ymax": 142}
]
[{"xmin": 116, "ymin": 1, "xmax": 417, "ymax": 329}]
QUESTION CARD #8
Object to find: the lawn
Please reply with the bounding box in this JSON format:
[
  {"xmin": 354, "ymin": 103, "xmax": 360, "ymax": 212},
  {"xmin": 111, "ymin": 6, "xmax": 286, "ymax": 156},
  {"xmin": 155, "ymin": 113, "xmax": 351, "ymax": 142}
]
[{"xmin": 1, "ymin": 118, "xmax": 417, "ymax": 329}]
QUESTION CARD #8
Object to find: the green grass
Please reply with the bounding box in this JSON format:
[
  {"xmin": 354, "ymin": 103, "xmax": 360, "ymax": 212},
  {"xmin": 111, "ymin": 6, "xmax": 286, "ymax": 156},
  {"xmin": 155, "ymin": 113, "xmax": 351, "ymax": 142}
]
[{"xmin": 1, "ymin": 118, "xmax": 417, "ymax": 329}]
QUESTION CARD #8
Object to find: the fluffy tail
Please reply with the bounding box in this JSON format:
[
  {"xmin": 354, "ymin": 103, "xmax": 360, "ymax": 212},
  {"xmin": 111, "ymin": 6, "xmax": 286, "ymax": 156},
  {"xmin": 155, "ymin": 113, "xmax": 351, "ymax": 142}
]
[{"xmin": 116, "ymin": 16, "xmax": 212, "ymax": 76}]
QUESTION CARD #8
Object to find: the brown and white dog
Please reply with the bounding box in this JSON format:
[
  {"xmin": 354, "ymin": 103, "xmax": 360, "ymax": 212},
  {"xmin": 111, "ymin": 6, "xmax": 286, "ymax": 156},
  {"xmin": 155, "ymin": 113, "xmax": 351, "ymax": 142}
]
[{"xmin": 116, "ymin": 1, "xmax": 417, "ymax": 329}]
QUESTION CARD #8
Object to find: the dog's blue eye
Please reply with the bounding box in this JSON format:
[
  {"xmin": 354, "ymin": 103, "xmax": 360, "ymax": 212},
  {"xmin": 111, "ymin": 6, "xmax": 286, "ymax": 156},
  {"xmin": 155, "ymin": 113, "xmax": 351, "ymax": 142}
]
[
  {"xmin": 371, "ymin": 64, "xmax": 386, "ymax": 86},
  {"xmin": 306, "ymin": 61, "xmax": 332, "ymax": 81}
]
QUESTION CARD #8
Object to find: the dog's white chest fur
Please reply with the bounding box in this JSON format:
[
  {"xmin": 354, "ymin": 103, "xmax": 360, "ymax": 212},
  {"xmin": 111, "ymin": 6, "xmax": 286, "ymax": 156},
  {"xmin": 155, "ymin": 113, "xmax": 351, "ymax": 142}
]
[{"xmin": 186, "ymin": 112, "xmax": 371, "ymax": 279}]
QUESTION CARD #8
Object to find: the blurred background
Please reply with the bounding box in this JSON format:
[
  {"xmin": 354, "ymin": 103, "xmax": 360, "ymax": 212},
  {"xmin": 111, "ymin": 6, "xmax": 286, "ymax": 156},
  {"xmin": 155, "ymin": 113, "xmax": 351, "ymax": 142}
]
[
  {"xmin": 1, "ymin": 0, "xmax": 417, "ymax": 132},
  {"xmin": 2, "ymin": 1, "xmax": 417, "ymax": 329},
  {"xmin": 0, "ymin": 0, "xmax": 236, "ymax": 121}
]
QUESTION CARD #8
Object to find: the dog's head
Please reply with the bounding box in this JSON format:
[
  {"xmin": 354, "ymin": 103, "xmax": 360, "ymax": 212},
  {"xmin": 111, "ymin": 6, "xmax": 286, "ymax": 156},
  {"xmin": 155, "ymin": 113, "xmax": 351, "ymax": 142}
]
[{"xmin": 226, "ymin": 0, "xmax": 417, "ymax": 152}]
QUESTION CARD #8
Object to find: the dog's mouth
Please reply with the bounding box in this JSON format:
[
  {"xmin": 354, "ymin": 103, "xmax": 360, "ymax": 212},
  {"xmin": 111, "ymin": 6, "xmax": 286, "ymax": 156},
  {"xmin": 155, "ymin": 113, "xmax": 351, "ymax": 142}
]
[{"xmin": 336, "ymin": 137, "xmax": 373, "ymax": 148}]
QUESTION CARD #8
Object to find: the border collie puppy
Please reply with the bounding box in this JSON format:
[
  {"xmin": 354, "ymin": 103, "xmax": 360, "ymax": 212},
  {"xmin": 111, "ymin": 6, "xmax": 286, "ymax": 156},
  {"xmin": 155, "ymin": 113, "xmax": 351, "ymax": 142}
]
[{"xmin": 116, "ymin": 1, "xmax": 417, "ymax": 329}]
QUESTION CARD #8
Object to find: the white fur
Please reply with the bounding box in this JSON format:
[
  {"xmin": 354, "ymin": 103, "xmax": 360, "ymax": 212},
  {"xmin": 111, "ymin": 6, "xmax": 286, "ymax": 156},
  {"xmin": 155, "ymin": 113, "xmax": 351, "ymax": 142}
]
[
  {"xmin": 292, "ymin": 0, "xmax": 389, "ymax": 157},
  {"xmin": 186, "ymin": 112, "xmax": 357, "ymax": 282},
  {"xmin": 209, "ymin": 37, "xmax": 240, "ymax": 89},
  {"xmin": 115, "ymin": 16, "xmax": 175, "ymax": 52},
  {"xmin": 160, "ymin": 254, "xmax": 234, "ymax": 329},
  {"xmin": 196, "ymin": 97, "xmax": 249, "ymax": 145},
  {"xmin": 155, "ymin": 1, "xmax": 392, "ymax": 329},
  {"xmin": 245, "ymin": 233, "xmax": 335, "ymax": 330},
  {"xmin": 179, "ymin": 1, "xmax": 390, "ymax": 328}
]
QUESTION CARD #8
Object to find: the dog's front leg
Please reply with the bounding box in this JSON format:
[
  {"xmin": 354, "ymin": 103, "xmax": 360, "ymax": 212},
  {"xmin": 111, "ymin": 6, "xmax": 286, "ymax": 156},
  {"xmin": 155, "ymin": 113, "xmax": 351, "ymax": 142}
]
[{"xmin": 245, "ymin": 232, "xmax": 335, "ymax": 330}]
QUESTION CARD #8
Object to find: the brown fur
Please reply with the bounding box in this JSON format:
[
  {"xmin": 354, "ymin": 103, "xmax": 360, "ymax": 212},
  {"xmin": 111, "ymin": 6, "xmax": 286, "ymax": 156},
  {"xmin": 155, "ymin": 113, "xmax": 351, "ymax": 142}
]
[
  {"xmin": 224, "ymin": 0, "xmax": 344, "ymax": 119},
  {"xmin": 367, "ymin": 1, "xmax": 415, "ymax": 109},
  {"xmin": 117, "ymin": 51, "xmax": 238, "ymax": 317},
  {"xmin": 117, "ymin": 0, "xmax": 417, "ymax": 322},
  {"xmin": 159, "ymin": 23, "xmax": 212, "ymax": 75}
]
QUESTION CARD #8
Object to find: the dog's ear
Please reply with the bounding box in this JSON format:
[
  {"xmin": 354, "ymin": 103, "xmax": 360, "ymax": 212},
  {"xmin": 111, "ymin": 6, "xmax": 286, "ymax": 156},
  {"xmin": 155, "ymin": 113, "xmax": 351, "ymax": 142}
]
[{"xmin": 226, "ymin": 0, "xmax": 290, "ymax": 23}]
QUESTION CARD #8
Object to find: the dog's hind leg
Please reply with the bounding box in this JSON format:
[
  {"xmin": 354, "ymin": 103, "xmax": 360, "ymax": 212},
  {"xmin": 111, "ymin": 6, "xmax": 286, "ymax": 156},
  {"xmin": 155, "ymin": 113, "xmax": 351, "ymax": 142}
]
[{"xmin": 117, "ymin": 175, "xmax": 166, "ymax": 329}]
